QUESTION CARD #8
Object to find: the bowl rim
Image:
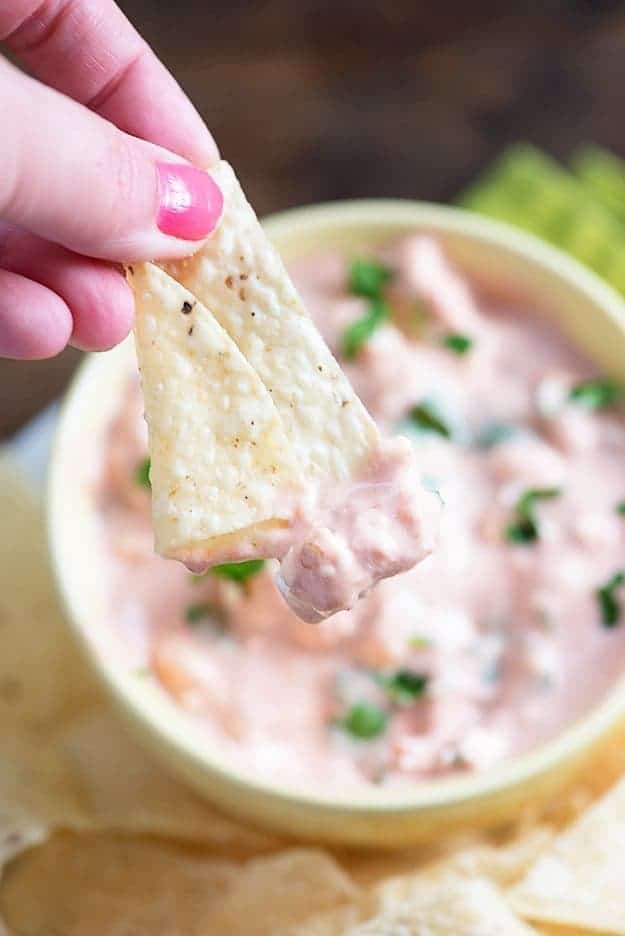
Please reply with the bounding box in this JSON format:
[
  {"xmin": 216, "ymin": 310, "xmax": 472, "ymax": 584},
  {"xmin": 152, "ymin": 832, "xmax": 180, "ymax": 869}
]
[{"xmin": 48, "ymin": 197, "xmax": 625, "ymax": 816}]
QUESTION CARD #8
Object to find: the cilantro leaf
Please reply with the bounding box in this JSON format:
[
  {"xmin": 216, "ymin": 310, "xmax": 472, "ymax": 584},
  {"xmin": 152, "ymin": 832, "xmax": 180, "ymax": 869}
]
[
  {"xmin": 569, "ymin": 378, "xmax": 623, "ymax": 409},
  {"xmin": 378, "ymin": 669, "xmax": 428, "ymax": 704},
  {"xmin": 407, "ymin": 402, "xmax": 451, "ymax": 439},
  {"xmin": 442, "ymin": 333, "xmax": 473, "ymax": 355},
  {"xmin": 184, "ymin": 602, "xmax": 227, "ymax": 629},
  {"xmin": 596, "ymin": 570, "xmax": 625, "ymax": 628},
  {"xmin": 505, "ymin": 487, "xmax": 561, "ymax": 545},
  {"xmin": 338, "ymin": 702, "xmax": 388, "ymax": 740},
  {"xmin": 341, "ymin": 298, "xmax": 388, "ymax": 359},
  {"xmin": 617, "ymin": 501, "xmax": 625, "ymax": 516},
  {"xmin": 211, "ymin": 559, "xmax": 265, "ymax": 583},
  {"xmin": 134, "ymin": 456, "xmax": 151, "ymax": 489},
  {"xmin": 348, "ymin": 259, "xmax": 392, "ymax": 299}
]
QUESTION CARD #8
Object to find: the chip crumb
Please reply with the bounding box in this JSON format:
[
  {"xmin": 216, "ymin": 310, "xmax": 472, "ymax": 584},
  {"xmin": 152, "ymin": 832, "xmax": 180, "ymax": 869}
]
[{"xmin": 225, "ymin": 275, "xmax": 235, "ymax": 289}]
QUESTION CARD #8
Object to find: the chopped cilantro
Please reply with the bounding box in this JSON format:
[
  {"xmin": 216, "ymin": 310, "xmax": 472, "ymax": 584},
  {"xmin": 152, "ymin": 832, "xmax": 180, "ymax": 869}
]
[
  {"xmin": 348, "ymin": 259, "xmax": 392, "ymax": 299},
  {"xmin": 596, "ymin": 570, "xmax": 625, "ymax": 628},
  {"xmin": 211, "ymin": 559, "xmax": 265, "ymax": 583},
  {"xmin": 407, "ymin": 402, "xmax": 451, "ymax": 439},
  {"xmin": 184, "ymin": 602, "xmax": 226, "ymax": 628},
  {"xmin": 505, "ymin": 487, "xmax": 562, "ymax": 545},
  {"xmin": 134, "ymin": 456, "xmax": 151, "ymax": 489},
  {"xmin": 378, "ymin": 669, "xmax": 428, "ymax": 704},
  {"xmin": 442, "ymin": 333, "xmax": 473, "ymax": 355},
  {"xmin": 476, "ymin": 423, "xmax": 517, "ymax": 449},
  {"xmin": 338, "ymin": 702, "xmax": 388, "ymax": 740},
  {"xmin": 617, "ymin": 501, "xmax": 625, "ymax": 516},
  {"xmin": 569, "ymin": 378, "xmax": 623, "ymax": 409},
  {"xmin": 341, "ymin": 298, "xmax": 389, "ymax": 359}
]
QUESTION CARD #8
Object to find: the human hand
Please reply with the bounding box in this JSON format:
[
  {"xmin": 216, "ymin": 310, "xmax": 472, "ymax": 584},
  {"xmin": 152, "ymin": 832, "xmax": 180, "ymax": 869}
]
[{"xmin": 0, "ymin": 0, "xmax": 223, "ymax": 359}]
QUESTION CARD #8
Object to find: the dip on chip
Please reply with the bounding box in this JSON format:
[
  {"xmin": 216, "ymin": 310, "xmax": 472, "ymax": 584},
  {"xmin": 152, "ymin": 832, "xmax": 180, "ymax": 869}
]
[{"xmin": 130, "ymin": 162, "xmax": 438, "ymax": 622}]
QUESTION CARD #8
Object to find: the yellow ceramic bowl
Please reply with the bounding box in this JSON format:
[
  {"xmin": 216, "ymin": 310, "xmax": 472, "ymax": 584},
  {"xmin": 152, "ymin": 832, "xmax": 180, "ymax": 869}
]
[{"xmin": 48, "ymin": 200, "xmax": 625, "ymax": 847}]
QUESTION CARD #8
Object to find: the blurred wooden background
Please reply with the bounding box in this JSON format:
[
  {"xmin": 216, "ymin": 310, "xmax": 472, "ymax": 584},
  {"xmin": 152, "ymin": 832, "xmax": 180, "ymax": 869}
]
[{"xmin": 2, "ymin": 0, "xmax": 625, "ymax": 437}]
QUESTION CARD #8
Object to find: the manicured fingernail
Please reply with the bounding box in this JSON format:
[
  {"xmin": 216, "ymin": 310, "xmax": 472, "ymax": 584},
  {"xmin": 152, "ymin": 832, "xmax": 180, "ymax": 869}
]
[{"xmin": 156, "ymin": 163, "xmax": 223, "ymax": 241}]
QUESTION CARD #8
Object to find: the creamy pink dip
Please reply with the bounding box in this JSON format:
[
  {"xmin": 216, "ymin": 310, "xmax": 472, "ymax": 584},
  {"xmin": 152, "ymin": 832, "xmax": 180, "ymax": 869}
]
[
  {"xmin": 179, "ymin": 435, "xmax": 438, "ymax": 624},
  {"xmin": 98, "ymin": 236, "xmax": 625, "ymax": 787}
]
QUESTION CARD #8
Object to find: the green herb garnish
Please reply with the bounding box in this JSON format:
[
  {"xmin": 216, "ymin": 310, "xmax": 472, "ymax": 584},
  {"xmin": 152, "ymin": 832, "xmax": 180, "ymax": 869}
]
[
  {"xmin": 407, "ymin": 402, "xmax": 451, "ymax": 439},
  {"xmin": 596, "ymin": 570, "xmax": 625, "ymax": 628},
  {"xmin": 348, "ymin": 259, "xmax": 392, "ymax": 299},
  {"xmin": 134, "ymin": 456, "xmax": 151, "ymax": 489},
  {"xmin": 616, "ymin": 501, "xmax": 625, "ymax": 516},
  {"xmin": 338, "ymin": 702, "xmax": 388, "ymax": 740},
  {"xmin": 505, "ymin": 488, "xmax": 562, "ymax": 545},
  {"xmin": 341, "ymin": 298, "xmax": 389, "ymax": 359},
  {"xmin": 569, "ymin": 378, "xmax": 623, "ymax": 409},
  {"xmin": 184, "ymin": 602, "xmax": 226, "ymax": 628},
  {"xmin": 211, "ymin": 559, "xmax": 265, "ymax": 583},
  {"xmin": 378, "ymin": 669, "xmax": 428, "ymax": 704},
  {"xmin": 442, "ymin": 333, "xmax": 473, "ymax": 355}
]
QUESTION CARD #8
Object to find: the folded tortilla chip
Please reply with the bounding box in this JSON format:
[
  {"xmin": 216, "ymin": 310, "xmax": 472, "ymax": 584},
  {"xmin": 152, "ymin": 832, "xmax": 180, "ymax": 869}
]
[
  {"xmin": 162, "ymin": 160, "xmax": 379, "ymax": 484},
  {"xmin": 509, "ymin": 773, "xmax": 625, "ymax": 934},
  {"xmin": 129, "ymin": 263, "xmax": 304, "ymax": 566}
]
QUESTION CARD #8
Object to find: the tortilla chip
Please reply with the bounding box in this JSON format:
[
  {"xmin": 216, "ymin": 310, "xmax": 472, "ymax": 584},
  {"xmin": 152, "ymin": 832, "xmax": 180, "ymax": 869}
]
[
  {"xmin": 0, "ymin": 831, "xmax": 239, "ymax": 935},
  {"xmin": 509, "ymin": 773, "xmax": 625, "ymax": 934},
  {"xmin": 368, "ymin": 825, "xmax": 554, "ymax": 916},
  {"xmin": 0, "ymin": 840, "xmax": 357, "ymax": 936},
  {"xmin": 288, "ymin": 900, "xmax": 375, "ymax": 936},
  {"xmin": 346, "ymin": 877, "xmax": 537, "ymax": 935},
  {"xmin": 446, "ymin": 826, "xmax": 555, "ymax": 889},
  {"xmin": 162, "ymin": 160, "xmax": 379, "ymax": 484},
  {"xmin": 199, "ymin": 849, "xmax": 359, "ymax": 935},
  {"xmin": 129, "ymin": 262, "xmax": 303, "ymax": 566}
]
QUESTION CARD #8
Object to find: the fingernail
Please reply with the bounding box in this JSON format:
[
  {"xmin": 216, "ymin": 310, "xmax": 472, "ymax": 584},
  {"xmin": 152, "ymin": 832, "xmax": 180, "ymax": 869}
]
[{"xmin": 156, "ymin": 163, "xmax": 223, "ymax": 241}]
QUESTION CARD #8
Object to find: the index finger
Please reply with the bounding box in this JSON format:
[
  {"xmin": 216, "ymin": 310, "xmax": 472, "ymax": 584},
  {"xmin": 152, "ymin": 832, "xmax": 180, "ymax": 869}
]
[{"xmin": 0, "ymin": 0, "xmax": 217, "ymax": 167}]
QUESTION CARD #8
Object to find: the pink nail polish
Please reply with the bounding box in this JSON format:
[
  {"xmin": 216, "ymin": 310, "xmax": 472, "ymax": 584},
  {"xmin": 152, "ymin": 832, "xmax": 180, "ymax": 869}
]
[{"xmin": 156, "ymin": 163, "xmax": 223, "ymax": 241}]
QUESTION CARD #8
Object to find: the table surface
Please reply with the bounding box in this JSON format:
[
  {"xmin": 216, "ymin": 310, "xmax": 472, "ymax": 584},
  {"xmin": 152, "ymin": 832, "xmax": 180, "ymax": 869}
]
[{"xmin": 3, "ymin": 0, "xmax": 625, "ymax": 438}]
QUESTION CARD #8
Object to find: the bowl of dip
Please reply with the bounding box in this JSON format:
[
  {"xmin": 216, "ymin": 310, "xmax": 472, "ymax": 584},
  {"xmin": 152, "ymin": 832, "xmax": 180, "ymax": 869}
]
[{"xmin": 48, "ymin": 199, "xmax": 625, "ymax": 846}]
